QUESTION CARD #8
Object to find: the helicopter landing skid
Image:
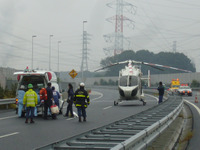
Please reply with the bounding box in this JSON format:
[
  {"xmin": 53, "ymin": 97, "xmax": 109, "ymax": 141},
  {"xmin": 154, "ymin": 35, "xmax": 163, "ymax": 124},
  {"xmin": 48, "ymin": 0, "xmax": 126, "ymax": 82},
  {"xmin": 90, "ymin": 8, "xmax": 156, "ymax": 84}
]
[
  {"xmin": 114, "ymin": 101, "xmax": 118, "ymax": 106},
  {"xmin": 114, "ymin": 99, "xmax": 122, "ymax": 106},
  {"xmin": 140, "ymin": 99, "xmax": 146, "ymax": 106}
]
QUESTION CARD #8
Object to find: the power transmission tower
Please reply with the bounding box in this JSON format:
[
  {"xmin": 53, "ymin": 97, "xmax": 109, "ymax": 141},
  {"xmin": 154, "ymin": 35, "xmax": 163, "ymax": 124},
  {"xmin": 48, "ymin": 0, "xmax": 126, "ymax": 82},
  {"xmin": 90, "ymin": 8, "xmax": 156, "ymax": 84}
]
[
  {"xmin": 104, "ymin": 0, "xmax": 136, "ymax": 56},
  {"xmin": 81, "ymin": 28, "xmax": 91, "ymax": 81},
  {"xmin": 173, "ymin": 41, "xmax": 177, "ymax": 53}
]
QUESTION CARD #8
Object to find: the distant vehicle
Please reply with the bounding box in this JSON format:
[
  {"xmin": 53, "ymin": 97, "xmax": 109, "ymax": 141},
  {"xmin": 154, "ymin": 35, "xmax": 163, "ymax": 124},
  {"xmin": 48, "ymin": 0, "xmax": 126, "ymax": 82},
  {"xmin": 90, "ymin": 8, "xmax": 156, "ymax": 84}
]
[
  {"xmin": 177, "ymin": 84, "xmax": 192, "ymax": 96},
  {"xmin": 169, "ymin": 79, "xmax": 180, "ymax": 93},
  {"xmin": 14, "ymin": 67, "xmax": 63, "ymax": 117}
]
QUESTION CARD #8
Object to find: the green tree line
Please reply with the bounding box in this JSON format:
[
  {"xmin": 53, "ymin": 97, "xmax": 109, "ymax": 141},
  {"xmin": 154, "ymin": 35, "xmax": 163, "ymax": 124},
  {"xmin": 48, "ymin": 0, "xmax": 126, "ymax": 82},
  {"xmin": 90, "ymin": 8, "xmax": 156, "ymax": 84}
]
[
  {"xmin": 0, "ymin": 84, "xmax": 17, "ymax": 99},
  {"xmin": 100, "ymin": 50, "xmax": 196, "ymax": 76}
]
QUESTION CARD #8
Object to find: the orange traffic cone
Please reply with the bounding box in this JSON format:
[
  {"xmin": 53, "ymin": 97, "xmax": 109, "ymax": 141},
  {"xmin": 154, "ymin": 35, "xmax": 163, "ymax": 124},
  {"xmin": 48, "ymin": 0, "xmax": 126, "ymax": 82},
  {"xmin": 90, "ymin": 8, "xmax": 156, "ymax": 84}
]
[{"xmin": 195, "ymin": 95, "xmax": 198, "ymax": 103}]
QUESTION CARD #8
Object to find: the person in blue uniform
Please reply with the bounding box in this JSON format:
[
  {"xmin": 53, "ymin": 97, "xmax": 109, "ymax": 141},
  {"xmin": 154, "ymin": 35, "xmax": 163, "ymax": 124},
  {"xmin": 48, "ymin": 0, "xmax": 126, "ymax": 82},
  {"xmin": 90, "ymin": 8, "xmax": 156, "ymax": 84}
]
[
  {"xmin": 157, "ymin": 81, "xmax": 165, "ymax": 104},
  {"xmin": 17, "ymin": 85, "xmax": 26, "ymax": 117},
  {"xmin": 65, "ymin": 83, "xmax": 74, "ymax": 117}
]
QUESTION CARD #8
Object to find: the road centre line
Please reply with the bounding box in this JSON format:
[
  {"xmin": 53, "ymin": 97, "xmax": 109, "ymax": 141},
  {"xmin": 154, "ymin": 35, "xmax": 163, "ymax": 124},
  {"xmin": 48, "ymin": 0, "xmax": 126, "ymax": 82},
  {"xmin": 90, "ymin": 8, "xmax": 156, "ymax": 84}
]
[
  {"xmin": 184, "ymin": 99, "xmax": 200, "ymax": 116},
  {"xmin": 0, "ymin": 115, "xmax": 17, "ymax": 121},
  {"xmin": 0, "ymin": 132, "xmax": 19, "ymax": 139},
  {"xmin": 103, "ymin": 106, "xmax": 112, "ymax": 110}
]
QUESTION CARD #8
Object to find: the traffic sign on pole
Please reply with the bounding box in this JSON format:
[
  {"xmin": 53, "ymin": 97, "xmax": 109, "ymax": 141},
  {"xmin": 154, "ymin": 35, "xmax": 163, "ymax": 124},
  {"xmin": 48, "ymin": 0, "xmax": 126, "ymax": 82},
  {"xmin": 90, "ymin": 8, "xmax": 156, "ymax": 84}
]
[{"xmin": 69, "ymin": 69, "xmax": 78, "ymax": 79}]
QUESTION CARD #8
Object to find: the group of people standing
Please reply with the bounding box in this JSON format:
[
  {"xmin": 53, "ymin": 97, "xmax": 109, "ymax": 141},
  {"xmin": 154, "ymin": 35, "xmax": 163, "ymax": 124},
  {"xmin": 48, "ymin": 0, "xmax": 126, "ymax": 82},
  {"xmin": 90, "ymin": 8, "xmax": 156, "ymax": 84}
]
[
  {"xmin": 64, "ymin": 82, "xmax": 90, "ymax": 122},
  {"xmin": 22, "ymin": 82, "xmax": 58, "ymax": 123},
  {"xmin": 19, "ymin": 82, "xmax": 90, "ymax": 123}
]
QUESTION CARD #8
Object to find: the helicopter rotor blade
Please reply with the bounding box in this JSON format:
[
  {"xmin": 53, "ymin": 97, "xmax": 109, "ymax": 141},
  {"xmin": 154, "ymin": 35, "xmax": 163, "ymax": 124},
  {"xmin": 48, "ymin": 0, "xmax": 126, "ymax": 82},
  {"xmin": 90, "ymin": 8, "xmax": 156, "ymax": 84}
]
[
  {"xmin": 94, "ymin": 60, "xmax": 129, "ymax": 72},
  {"xmin": 95, "ymin": 59, "xmax": 192, "ymax": 73},
  {"xmin": 142, "ymin": 63, "xmax": 164, "ymax": 71},
  {"xmin": 142, "ymin": 62, "xmax": 192, "ymax": 73}
]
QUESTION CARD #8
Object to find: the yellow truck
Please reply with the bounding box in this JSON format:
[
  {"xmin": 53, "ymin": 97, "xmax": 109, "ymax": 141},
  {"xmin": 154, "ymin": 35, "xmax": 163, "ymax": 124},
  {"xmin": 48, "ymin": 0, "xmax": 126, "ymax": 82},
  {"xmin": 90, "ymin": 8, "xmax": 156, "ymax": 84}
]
[{"xmin": 169, "ymin": 78, "xmax": 180, "ymax": 93}]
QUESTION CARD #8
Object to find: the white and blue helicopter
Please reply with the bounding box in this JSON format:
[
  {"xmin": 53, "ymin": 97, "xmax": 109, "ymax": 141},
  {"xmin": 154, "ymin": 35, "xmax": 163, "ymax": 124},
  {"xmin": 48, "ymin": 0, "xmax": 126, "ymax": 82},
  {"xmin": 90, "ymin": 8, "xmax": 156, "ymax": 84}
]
[{"xmin": 95, "ymin": 60, "xmax": 191, "ymax": 106}]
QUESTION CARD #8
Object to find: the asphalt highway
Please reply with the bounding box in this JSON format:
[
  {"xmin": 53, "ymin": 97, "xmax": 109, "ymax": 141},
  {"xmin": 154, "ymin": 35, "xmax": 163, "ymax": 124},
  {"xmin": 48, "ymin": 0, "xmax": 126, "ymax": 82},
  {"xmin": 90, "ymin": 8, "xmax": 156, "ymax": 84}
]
[{"xmin": 0, "ymin": 87, "xmax": 158, "ymax": 150}]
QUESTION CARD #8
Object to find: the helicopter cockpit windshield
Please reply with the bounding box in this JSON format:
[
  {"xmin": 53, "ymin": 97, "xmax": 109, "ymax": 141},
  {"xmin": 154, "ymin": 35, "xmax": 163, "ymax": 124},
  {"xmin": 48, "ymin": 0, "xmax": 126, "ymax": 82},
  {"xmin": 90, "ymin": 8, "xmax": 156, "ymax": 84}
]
[{"xmin": 119, "ymin": 75, "xmax": 138, "ymax": 87}]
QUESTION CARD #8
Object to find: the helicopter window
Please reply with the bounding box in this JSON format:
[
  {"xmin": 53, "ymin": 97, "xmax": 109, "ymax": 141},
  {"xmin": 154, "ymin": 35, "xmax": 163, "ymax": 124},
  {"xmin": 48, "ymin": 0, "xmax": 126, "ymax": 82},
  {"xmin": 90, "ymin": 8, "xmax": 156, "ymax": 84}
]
[
  {"xmin": 119, "ymin": 76, "xmax": 138, "ymax": 86},
  {"xmin": 119, "ymin": 76, "xmax": 128, "ymax": 86},
  {"xmin": 129, "ymin": 76, "xmax": 138, "ymax": 86}
]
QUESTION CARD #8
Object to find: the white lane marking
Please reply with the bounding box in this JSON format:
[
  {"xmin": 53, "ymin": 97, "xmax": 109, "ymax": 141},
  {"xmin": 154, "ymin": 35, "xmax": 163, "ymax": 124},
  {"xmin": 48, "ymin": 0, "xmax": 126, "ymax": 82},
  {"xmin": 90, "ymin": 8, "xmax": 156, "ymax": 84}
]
[
  {"xmin": 0, "ymin": 115, "xmax": 17, "ymax": 121},
  {"xmin": 103, "ymin": 106, "xmax": 112, "ymax": 110},
  {"xmin": 91, "ymin": 91, "xmax": 103, "ymax": 101},
  {"xmin": 73, "ymin": 112, "xmax": 78, "ymax": 117},
  {"xmin": 145, "ymin": 94, "xmax": 158, "ymax": 102},
  {"xmin": 0, "ymin": 132, "xmax": 19, "ymax": 139},
  {"xmin": 63, "ymin": 91, "xmax": 103, "ymax": 109},
  {"xmin": 66, "ymin": 118, "xmax": 74, "ymax": 121},
  {"xmin": 92, "ymin": 100, "xmax": 110, "ymax": 103},
  {"xmin": 184, "ymin": 99, "xmax": 200, "ymax": 116},
  {"xmin": 65, "ymin": 112, "xmax": 78, "ymax": 120}
]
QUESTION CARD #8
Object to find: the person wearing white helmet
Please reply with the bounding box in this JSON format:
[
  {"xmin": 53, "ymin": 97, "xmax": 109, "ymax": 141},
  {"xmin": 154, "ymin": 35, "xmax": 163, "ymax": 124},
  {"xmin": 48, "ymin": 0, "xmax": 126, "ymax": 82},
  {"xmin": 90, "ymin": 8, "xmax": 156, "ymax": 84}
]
[
  {"xmin": 17, "ymin": 85, "xmax": 26, "ymax": 117},
  {"xmin": 80, "ymin": 82, "xmax": 85, "ymax": 87},
  {"xmin": 74, "ymin": 82, "xmax": 90, "ymax": 122}
]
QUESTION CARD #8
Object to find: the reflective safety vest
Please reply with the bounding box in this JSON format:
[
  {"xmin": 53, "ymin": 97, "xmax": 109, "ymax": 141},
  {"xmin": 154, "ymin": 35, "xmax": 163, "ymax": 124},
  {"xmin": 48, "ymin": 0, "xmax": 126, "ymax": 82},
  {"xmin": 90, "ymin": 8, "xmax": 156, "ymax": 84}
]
[
  {"xmin": 74, "ymin": 88, "xmax": 90, "ymax": 108},
  {"xmin": 23, "ymin": 89, "xmax": 38, "ymax": 107}
]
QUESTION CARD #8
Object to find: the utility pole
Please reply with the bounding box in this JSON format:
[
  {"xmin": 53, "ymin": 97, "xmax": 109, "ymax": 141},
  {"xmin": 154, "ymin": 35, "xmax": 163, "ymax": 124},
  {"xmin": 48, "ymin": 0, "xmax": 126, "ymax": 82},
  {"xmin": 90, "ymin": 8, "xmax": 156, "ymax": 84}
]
[
  {"xmin": 57, "ymin": 41, "xmax": 61, "ymax": 72},
  {"xmin": 49, "ymin": 35, "xmax": 53, "ymax": 71},
  {"xmin": 103, "ymin": 0, "xmax": 136, "ymax": 56},
  {"xmin": 58, "ymin": 41, "xmax": 61, "ymax": 88},
  {"xmin": 31, "ymin": 35, "xmax": 37, "ymax": 70}
]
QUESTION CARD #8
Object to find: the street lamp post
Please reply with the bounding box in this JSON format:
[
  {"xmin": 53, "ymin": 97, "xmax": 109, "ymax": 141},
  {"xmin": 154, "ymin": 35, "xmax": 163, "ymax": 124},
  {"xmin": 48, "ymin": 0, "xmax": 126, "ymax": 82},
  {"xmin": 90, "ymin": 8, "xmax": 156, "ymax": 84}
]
[
  {"xmin": 81, "ymin": 21, "xmax": 87, "ymax": 82},
  {"xmin": 32, "ymin": 35, "xmax": 37, "ymax": 70},
  {"xmin": 57, "ymin": 41, "xmax": 61, "ymax": 87},
  {"xmin": 49, "ymin": 35, "xmax": 53, "ymax": 71},
  {"xmin": 57, "ymin": 41, "xmax": 61, "ymax": 72}
]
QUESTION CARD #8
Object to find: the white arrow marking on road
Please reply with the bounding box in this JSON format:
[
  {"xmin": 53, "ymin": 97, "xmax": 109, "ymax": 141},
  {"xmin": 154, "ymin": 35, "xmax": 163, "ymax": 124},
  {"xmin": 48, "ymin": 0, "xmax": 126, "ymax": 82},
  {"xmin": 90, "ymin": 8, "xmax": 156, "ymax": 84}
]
[
  {"xmin": 0, "ymin": 132, "xmax": 19, "ymax": 139},
  {"xmin": 103, "ymin": 106, "xmax": 112, "ymax": 110},
  {"xmin": 184, "ymin": 99, "xmax": 200, "ymax": 116}
]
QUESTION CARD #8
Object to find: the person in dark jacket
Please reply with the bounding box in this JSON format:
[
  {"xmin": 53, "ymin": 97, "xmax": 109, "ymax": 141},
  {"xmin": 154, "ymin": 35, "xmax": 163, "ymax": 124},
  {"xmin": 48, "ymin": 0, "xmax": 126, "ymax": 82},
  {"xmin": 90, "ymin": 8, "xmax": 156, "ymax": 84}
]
[
  {"xmin": 74, "ymin": 82, "xmax": 90, "ymax": 122},
  {"xmin": 157, "ymin": 81, "xmax": 165, "ymax": 104},
  {"xmin": 44, "ymin": 82, "xmax": 56, "ymax": 119},
  {"xmin": 65, "ymin": 83, "xmax": 74, "ymax": 117}
]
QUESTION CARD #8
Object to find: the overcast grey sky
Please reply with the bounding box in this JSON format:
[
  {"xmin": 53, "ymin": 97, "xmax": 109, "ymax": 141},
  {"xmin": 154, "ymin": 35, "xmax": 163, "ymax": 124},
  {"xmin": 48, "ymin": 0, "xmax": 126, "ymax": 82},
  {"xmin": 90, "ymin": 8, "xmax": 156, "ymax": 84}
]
[{"xmin": 0, "ymin": 0, "xmax": 200, "ymax": 72}]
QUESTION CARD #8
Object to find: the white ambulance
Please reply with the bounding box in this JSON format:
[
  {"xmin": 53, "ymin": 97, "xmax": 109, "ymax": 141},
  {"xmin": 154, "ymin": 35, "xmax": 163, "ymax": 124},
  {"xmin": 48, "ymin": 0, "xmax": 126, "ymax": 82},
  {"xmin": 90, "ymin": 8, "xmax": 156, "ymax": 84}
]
[{"xmin": 14, "ymin": 68, "xmax": 63, "ymax": 117}]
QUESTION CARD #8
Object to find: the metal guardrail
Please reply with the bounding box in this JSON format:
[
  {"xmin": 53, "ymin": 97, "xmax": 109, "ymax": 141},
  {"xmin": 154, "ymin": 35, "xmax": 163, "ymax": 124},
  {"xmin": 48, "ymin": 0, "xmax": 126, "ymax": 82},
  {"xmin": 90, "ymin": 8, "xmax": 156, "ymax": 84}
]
[
  {"xmin": 0, "ymin": 98, "xmax": 15, "ymax": 105},
  {"xmin": 36, "ymin": 95, "xmax": 183, "ymax": 150}
]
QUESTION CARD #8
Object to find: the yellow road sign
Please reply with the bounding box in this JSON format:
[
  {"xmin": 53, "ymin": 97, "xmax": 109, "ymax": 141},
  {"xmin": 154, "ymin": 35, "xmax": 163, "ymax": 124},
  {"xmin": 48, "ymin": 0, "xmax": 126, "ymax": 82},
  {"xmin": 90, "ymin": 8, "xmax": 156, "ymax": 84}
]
[{"xmin": 69, "ymin": 69, "xmax": 78, "ymax": 79}]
